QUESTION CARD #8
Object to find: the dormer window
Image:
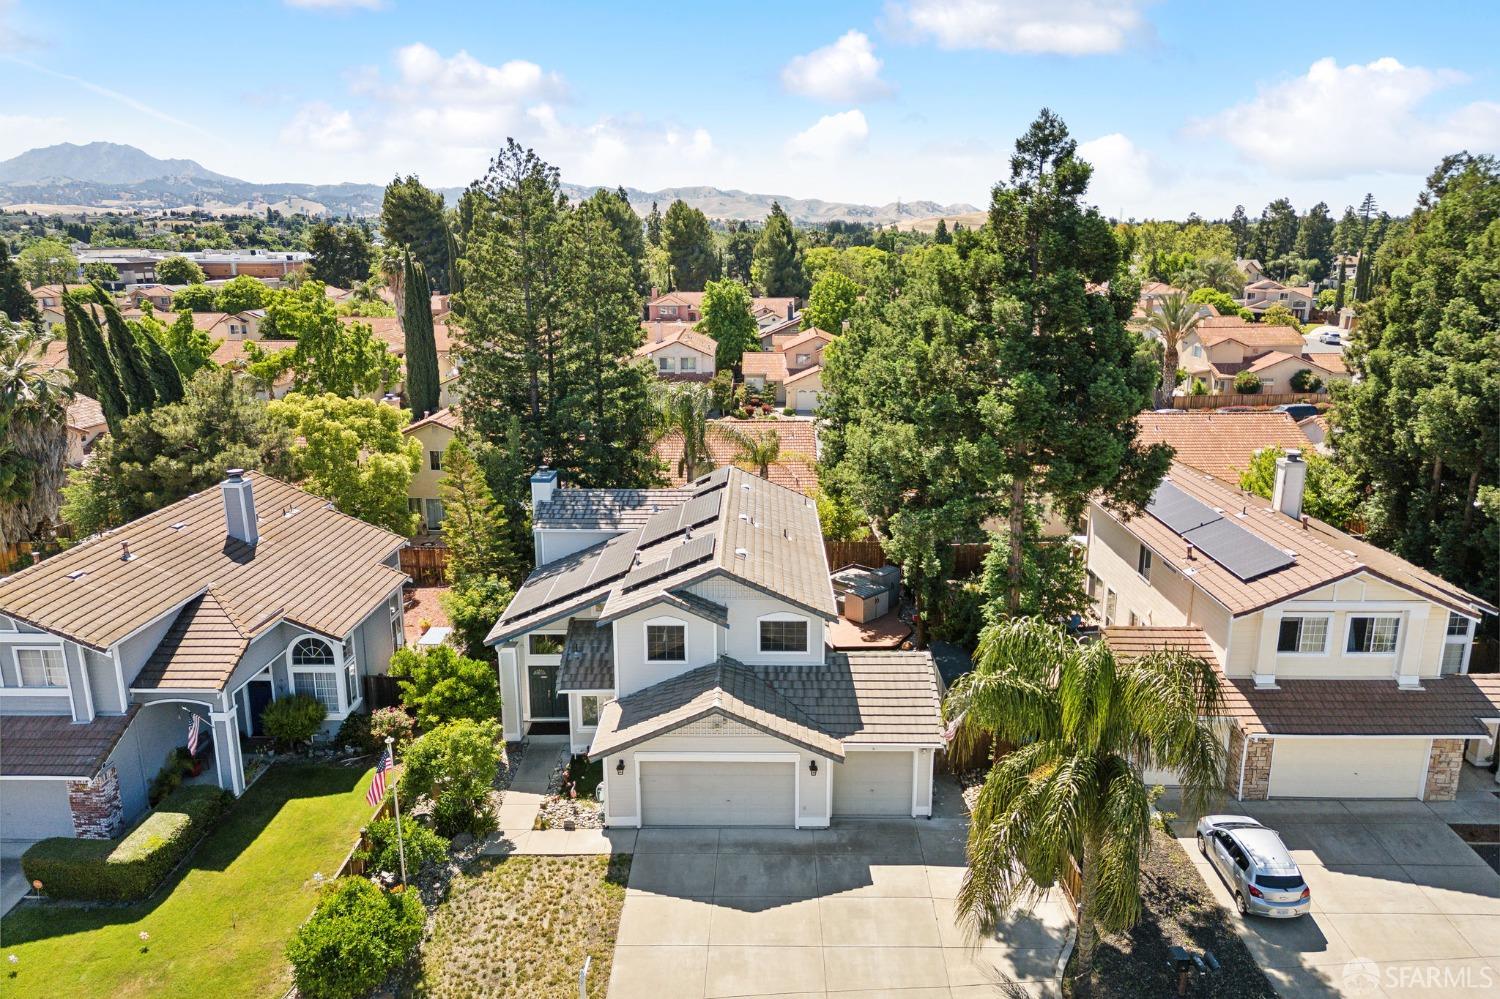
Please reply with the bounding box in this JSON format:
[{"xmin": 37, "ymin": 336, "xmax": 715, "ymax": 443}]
[
  {"xmin": 1276, "ymin": 615, "xmax": 1328, "ymax": 654},
  {"xmin": 1346, "ymin": 615, "xmax": 1399, "ymax": 655},
  {"xmin": 16, "ymin": 648, "xmax": 66, "ymax": 688}
]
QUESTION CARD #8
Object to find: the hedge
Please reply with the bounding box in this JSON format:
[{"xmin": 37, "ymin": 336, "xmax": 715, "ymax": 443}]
[{"xmin": 21, "ymin": 784, "xmax": 232, "ymax": 901}]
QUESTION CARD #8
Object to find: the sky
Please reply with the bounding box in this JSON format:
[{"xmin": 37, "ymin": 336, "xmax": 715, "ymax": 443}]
[{"xmin": 2, "ymin": 0, "xmax": 1498, "ymax": 218}]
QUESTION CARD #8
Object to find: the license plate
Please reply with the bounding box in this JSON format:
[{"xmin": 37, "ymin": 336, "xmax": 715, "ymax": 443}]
[{"xmin": 1272, "ymin": 909, "xmax": 1297, "ymax": 917}]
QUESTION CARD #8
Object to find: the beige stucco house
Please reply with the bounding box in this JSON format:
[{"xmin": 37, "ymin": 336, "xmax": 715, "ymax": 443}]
[
  {"xmin": 741, "ymin": 328, "xmax": 831, "ymax": 413},
  {"xmin": 402, "ymin": 407, "xmax": 460, "ymax": 534},
  {"xmin": 637, "ymin": 322, "xmax": 716, "ymax": 381}
]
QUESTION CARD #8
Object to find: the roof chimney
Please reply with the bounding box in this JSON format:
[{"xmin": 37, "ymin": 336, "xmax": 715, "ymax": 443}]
[
  {"xmin": 530, "ymin": 466, "xmax": 559, "ymax": 509},
  {"xmin": 221, "ymin": 469, "xmax": 258, "ymax": 545},
  {"xmin": 1273, "ymin": 449, "xmax": 1308, "ymax": 521}
]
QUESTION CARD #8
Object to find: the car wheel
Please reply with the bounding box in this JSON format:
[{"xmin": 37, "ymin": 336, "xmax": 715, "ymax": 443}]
[
  {"xmin": 1235, "ymin": 892, "xmax": 1248, "ymax": 916},
  {"xmin": 1197, "ymin": 833, "xmax": 1207, "ymax": 856}
]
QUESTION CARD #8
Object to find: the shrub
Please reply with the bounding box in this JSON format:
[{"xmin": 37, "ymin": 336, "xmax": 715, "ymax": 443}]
[
  {"xmin": 334, "ymin": 711, "xmax": 373, "ymax": 752},
  {"xmin": 388, "ymin": 644, "xmax": 500, "ymax": 728},
  {"xmin": 22, "ymin": 785, "xmax": 230, "ymax": 901},
  {"xmin": 286, "ymin": 878, "xmax": 424, "ymax": 999},
  {"xmin": 560, "ymin": 754, "xmax": 604, "ymax": 801},
  {"xmin": 357, "ymin": 814, "xmax": 448, "ymax": 876},
  {"xmin": 1233, "ymin": 370, "xmax": 1263, "ymax": 394},
  {"xmin": 1289, "ymin": 368, "xmax": 1323, "ymax": 393},
  {"xmin": 1190, "ymin": 378, "xmax": 1208, "ymax": 396},
  {"xmin": 370, "ymin": 706, "xmax": 417, "ymax": 751},
  {"xmin": 262, "ymin": 694, "xmax": 328, "ymax": 750},
  {"xmin": 931, "ymin": 578, "xmax": 987, "ymax": 649},
  {"xmin": 440, "ymin": 574, "xmax": 515, "ymax": 661},
  {"xmin": 148, "ymin": 747, "xmax": 193, "ymax": 806},
  {"xmin": 782, "ymin": 406, "xmax": 796, "ymax": 416},
  {"xmin": 399, "ymin": 719, "xmax": 501, "ymax": 837}
]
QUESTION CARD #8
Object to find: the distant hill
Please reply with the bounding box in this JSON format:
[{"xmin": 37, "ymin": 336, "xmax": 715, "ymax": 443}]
[{"xmin": 0, "ymin": 142, "xmax": 976, "ymax": 226}]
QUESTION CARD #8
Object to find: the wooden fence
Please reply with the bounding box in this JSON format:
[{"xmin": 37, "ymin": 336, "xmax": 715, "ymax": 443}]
[
  {"xmin": 824, "ymin": 540, "xmax": 989, "ymax": 578},
  {"xmin": 1170, "ymin": 391, "xmax": 1325, "ymax": 410},
  {"xmin": 335, "ymin": 793, "xmax": 397, "ymax": 879},
  {"xmin": 400, "ymin": 545, "xmax": 450, "ymax": 586},
  {"xmin": 0, "ymin": 540, "xmax": 65, "ymax": 576}
]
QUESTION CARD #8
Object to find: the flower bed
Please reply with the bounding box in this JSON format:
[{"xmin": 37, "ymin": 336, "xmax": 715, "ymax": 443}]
[{"xmin": 535, "ymin": 754, "xmax": 603, "ymax": 830}]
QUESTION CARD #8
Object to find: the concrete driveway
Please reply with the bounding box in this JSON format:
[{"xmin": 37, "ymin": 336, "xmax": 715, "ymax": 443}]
[
  {"xmin": 608, "ymin": 819, "xmax": 1073, "ymax": 998},
  {"xmin": 1176, "ymin": 797, "xmax": 1500, "ymax": 997}
]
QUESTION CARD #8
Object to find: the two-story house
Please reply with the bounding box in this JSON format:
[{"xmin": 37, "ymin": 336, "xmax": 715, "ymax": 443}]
[
  {"xmin": 636, "ymin": 322, "xmax": 716, "ymax": 381},
  {"xmin": 1086, "ymin": 454, "xmax": 1498, "ymax": 801},
  {"xmin": 0, "ymin": 471, "xmax": 408, "ymax": 846},
  {"xmin": 484, "ymin": 466, "xmax": 944, "ymax": 827},
  {"xmin": 1179, "ymin": 320, "xmax": 1311, "ymax": 393},
  {"xmin": 645, "ymin": 290, "xmax": 799, "ymax": 331},
  {"xmin": 741, "ymin": 327, "xmax": 831, "ymax": 413},
  {"xmin": 402, "ymin": 407, "xmax": 460, "ymax": 534},
  {"xmin": 1239, "ymin": 279, "xmax": 1316, "ymax": 322}
]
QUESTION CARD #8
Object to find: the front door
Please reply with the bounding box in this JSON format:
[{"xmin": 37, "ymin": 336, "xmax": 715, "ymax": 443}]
[
  {"xmin": 247, "ymin": 680, "xmax": 274, "ymax": 737},
  {"xmin": 528, "ymin": 663, "xmax": 567, "ymax": 719}
]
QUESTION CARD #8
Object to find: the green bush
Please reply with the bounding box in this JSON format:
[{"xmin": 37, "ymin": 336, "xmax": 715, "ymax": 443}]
[
  {"xmin": 1289, "ymin": 368, "xmax": 1323, "ymax": 393},
  {"xmin": 263, "ymin": 693, "xmax": 328, "ymax": 750},
  {"xmin": 22, "ymin": 785, "xmax": 231, "ymax": 901},
  {"xmin": 334, "ymin": 711, "xmax": 373, "ymax": 752},
  {"xmin": 432, "ymin": 793, "xmax": 496, "ymax": 839},
  {"xmin": 388, "ymin": 644, "xmax": 500, "ymax": 728},
  {"xmin": 370, "ymin": 706, "xmax": 416, "ymax": 751},
  {"xmin": 931, "ymin": 578, "xmax": 987, "ymax": 649},
  {"xmin": 400, "ymin": 719, "xmax": 501, "ymax": 838},
  {"xmin": 286, "ymin": 877, "xmax": 425, "ymax": 999},
  {"xmin": 357, "ymin": 814, "xmax": 449, "ymax": 876},
  {"xmin": 148, "ymin": 747, "xmax": 194, "ymax": 806},
  {"xmin": 1233, "ymin": 370, "xmax": 1263, "ymax": 394}
]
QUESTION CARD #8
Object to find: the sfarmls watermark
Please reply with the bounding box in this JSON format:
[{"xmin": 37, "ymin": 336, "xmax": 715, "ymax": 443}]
[{"xmin": 1341, "ymin": 957, "xmax": 1496, "ymax": 995}]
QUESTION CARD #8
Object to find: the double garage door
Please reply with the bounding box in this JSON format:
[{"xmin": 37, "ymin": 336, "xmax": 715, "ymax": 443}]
[
  {"xmin": 640, "ymin": 760, "xmax": 796, "ymax": 826},
  {"xmin": 1268, "ymin": 737, "xmax": 1430, "ymax": 799}
]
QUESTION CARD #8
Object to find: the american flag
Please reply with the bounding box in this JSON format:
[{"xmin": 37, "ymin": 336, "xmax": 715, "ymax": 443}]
[
  {"xmin": 186, "ymin": 714, "xmax": 202, "ymax": 756},
  {"xmin": 366, "ymin": 748, "xmax": 393, "ymax": 807}
]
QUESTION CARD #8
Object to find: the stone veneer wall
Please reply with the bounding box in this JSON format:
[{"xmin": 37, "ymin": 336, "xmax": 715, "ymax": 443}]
[
  {"xmin": 1225, "ymin": 727, "xmax": 1272, "ymax": 800},
  {"xmin": 1423, "ymin": 738, "xmax": 1463, "ymax": 802},
  {"xmin": 68, "ymin": 764, "xmax": 124, "ymax": 839}
]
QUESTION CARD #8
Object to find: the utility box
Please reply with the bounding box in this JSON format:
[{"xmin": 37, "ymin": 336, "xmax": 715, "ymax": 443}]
[{"xmin": 830, "ymin": 564, "xmax": 901, "ymax": 624}]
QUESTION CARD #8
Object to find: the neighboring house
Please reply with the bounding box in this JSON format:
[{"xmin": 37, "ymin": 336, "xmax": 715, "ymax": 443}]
[
  {"xmin": 645, "ymin": 290, "xmax": 799, "ymax": 329},
  {"xmin": 341, "ymin": 315, "xmax": 456, "ymax": 410},
  {"xmin": 75, "ymin": 249, "xmax": 311, "ymax": 284},
  {"xmin": 1298, "ymin": 414, "xmax": 1331, "ymax": 453},
  {"xmin": 403, "ymin": 407, "xmax": 460, "ymax": 534},
  {"xmin": 742, "ymin": 327, "xmax": 831, "ymax": 412},
  {"xmin": 636, "ymin": 322, "xmax": 716, "ymax": 381},
  {"xmin": 1086, "ymin": 455, "xmax": 1498, "ymax": 801},
  {"xmin": 1239, "ymin": 279, "xmax": 1316, "ymax": 322},
  {"xmin": 484, "ymin": 466, "xmax": 944, "ymax": 827},
  {"xmin": 1179, "ymin": 321, "xmax": 1311, "ymax": 393},
  {"xmin": 126, "ymin": 285, "xmax": 175, "ymax": 311},
  {"xmin": 654, "ymin": 418, "xmax": 820, "ymax": 495},
  {"xmin": 1134, "ymin": 412, "xmax": 1312, "ymax": 485},
  {"xmin": 1241, "ymin": 351, "xmax": 1351, "ymax": 393},
  {"xmin": 1236, "ymin": 259, "xmax": 1266, "ymax": 283},
  {"xmin": 208, "ymin": 337, "xmax": 299, "ymax": 398},
  {"xmin": 27, "ymin": 285, "xmax": 65, "ymax": 331},
  {"xmin": 0, "ymin": 471, "xmax": 408, "ymax": 845},
  {"xmin": 64, "ymin": 395, "xmax": 107, "ymax": 466}
]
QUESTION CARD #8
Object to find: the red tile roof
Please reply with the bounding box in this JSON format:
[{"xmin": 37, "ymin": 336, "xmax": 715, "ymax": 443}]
[
  {"xmin": 1134, "ymin": 412, "xmax": 1311, "ymax": 484},
  {"xmin": 654, "ymin": 418, "xmax": 819, "ymax": 495}
]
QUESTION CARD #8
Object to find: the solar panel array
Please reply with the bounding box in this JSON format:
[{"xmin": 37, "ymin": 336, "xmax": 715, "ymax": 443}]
[
  {"xmin": 622, "ymin": 532, "xmax": 717, "ymax": 594},
  {"xmin": 500, "ymin": 531, "xmax": 640, "ymax": 622},
  {"xmin": 692, "ymin": 467, "xmax": 731, "ymax": 494},
  {"xmin": 1147, "ymin": 481, "xmax": 1295, "ymax": 581},
  {"xmin": 638, "ymin": 488, "xmax": 724, "ymax": 548}
]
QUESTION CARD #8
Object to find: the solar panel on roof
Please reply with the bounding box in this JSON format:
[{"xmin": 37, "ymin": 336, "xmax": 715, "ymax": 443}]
[
  {"xmin": 678, "ymin": 491, "xmax": 722, "ymax": 528},
  {"xmin": 638, "ymin": 504, "xmax": 686, "ymax": 547},
  {"xmin": 693, "ymin": 467, "xmax": 731, "ymax": 494},
  {"xmin": 1183, "ymin": 519, "xmax": 1294, "ymax": 580},
  {"xmin": 619, "ymin": 556, "xmax": 670, "ymax": 593},
  {"xmin": 667, "ymin": 532, "xmax": 715, "ymax": 571},
  {"xmin": 1147, "ymin": 481, "xmax": 1221, "ymax": 533}
]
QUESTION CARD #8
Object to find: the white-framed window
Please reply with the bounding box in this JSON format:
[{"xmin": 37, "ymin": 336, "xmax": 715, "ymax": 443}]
[
  {"xmin": 796, "ymin": 353, "xmax": 811, "ymax": 366},
  {"xmin": 429, "ymin": 450, "xmax": 442, "ymax": 471},
  {"xmin": 680, "ymin": 355, "xmax": 697, "ymax": 372},
  {"xmin": 1277, "ymin": 615, "xmax": 1329, "ymax": 654},
  {"xmin": 1346, "ymin": 615, "xmax": 1400, "ymax": 655},
  {"xmin": 290, "ymin": 636, "xmax": 340, "ymax": 713},
  {"xmin": 1442, "ymin": 613, "xmax": 1472, "ymax": 674},
  {"xmin": 424, "ymin": 498, "xmax": 445, "ymax": 530},
  {"xmin": 15, "ymin": 647, "xmax": 66, "ymax": 688},
  {"xmin": 390, "ymin": 598, "xmax": 405, "ymax": 649},
  {"xmin": 528, "ymin": 633, "xmax": 565, "ymax": 657},
  {"xmin": 657, "ymin": 357, "xmax": 674, "ymax": 372},
  {"xmin": 1104, "ymin": 589, "xmax": 1118, "ymax": 627},
  {"xmin": 345, "ymin": 660, "xmax": 360, "ymax": 707},
  {"xmin": 660, "ymin": 305, "xmax": 678, "ymax": 318},
  {"xmin": 580, "ymin": 695, "xmax": 601, "ymax": 727},
  {"xmin": 1136, "ymin": 544, "xmax": 1152, "ymax": 579},
  {"xmin": 759, "ymin": 616, "xmax": 809, "ymax": 654},
  {"xmin": 645, "ymin": 621, "xmax": 686, "ymax": 662}
]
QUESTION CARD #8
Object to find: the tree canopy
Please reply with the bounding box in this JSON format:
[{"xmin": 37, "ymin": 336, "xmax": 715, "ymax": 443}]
[
  {"xmin": 697, "ymin": 278, "xmax": 759, "ymax": 370},
  {"xmin": 381, "ymin": 175, "xmax": 450, "ymax": 292},
  {"xmin": 801, "ymin": 269, "xmax": 860, "ymax": 333},
  {"xmin": 661, "ymin": 200, "xmax": 719, "ymax": 291},
  {"xmin": 751, "ymin": 202, "xmax": 808, "ymax": 298},
  {"xmin": 306, "ymin": 223, "xmax": 375, "ymax": 290},
  {"xmin": 155, "ymin": 255, "xmax": 205, "ymax": 285}
]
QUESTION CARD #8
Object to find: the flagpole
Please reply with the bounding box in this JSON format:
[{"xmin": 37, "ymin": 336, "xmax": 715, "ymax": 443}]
[{"xmin": 386, "ymin": 736, "xmax": 407, "ymax": 885}]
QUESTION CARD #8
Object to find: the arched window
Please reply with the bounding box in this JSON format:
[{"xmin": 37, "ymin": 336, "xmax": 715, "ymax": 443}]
[{"xmin": 289, "ymin": 637, "xmax": 339, "ymax": 712}]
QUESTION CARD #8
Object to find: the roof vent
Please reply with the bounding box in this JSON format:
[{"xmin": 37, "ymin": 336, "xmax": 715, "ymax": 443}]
[
  {"xmin": 741, "ymin": 483, "xmax": 752, "ymax": 490},
  {"xmin": 738, "ymin": 512, "xmax": 750, "ymax": 521},
  {"xmin": 1186, "ymin": 542, "xmax": 1196, "ymax": 561},
  {"xmin": 67, "ymin": 570, "xmax": 87, "ymax": 580},
  {"xmin": 170, "ymin": 521, "xmax": 188, "ymax": 531},
  {"xmin": 734, "ymin": 547, "xmax": 749, "ymax": 559},
  {"xmin": 782, "ymin": 528, "xmax": 790, "ymax": 539},
  {"xmin": 120, "ymin": 541, "xmax": 136, "ymax": 562}
]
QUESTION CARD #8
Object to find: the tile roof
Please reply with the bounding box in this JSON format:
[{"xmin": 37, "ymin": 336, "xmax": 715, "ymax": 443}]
[
  {"xmin": 784, "ymin": 364, "xmax": 822, "ymax": 387},
  {"xmin": 0, "ymin": 472, "xmax": 408, "ymax": 652},
  {"xmin": 1197, "ymin": 326, "xmax": 1307, "ymax": 350},
  {"xmin": 65, "ymin": 394, "xmax": 105, "ymax": 431},
  {"xmin": 741, "ymin": 351, "xmax": 789, "ymax": 381},
  {"xmin": 1102, "ymin": 626, "xmax": 1500, "ymax": 736},
  {"xmin": 1134, "ymin": 412, "xmax": 1311, "ymax": 483},
  {"xmin": 777, "ymin": 328, "xmax": 832, "ymax": 355},
  {"xmin": 588, "ymin": 649, "xmax": 944, "ymax": 760},
  {"xmin": 404, "ymin": 407, "xmax": 461, "ymax": 434},
  {"xmin": 655, "ymin": 419, "xmax": 820, "ymax": 495},
  {"xmin": 134, "ymin": 590, "xmax": 249, "ymax": 690},
  {"xmin": 0, "ymin": 707, "xmax": 139, "ymax": 778},
  {"xmin": 533, "ymin": 488, "xmax": 694, "ymax": 531},
  {"xmin": 1246, "ymin": 350, "xmax": 1343, "ymax": 375},
  {"xmin": 558, "ymin": 618, "xmax": 615, "ymax": 691},
  {"xmin": 1305, "ymin": 352, "xmax": 1348, "ymax": 375},
  {"xmin": 348, "ymin": 316, "xmax": 454, "ymax": 355},
  {"xmin": 636, "ymin": 322, "xmax": 716, "ymax": 358},
  {"xmin": 1099, "ymin": 463, "xmax": 1497, "ymax": 619}
]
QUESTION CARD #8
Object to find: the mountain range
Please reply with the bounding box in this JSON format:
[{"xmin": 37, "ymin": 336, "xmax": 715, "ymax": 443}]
[{"xmin": 0, "ymin": 142, "xmax": 976, "ymax": 225}]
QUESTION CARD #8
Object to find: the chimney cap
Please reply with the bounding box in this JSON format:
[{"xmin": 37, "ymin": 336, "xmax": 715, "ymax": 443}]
[{"xmin": 225, "ymin": 468, "xmax": 245, "ymax": 481}]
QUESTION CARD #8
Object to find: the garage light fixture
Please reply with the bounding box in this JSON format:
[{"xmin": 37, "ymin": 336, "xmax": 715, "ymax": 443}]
[
  {"xmin": 616, "ymin": 759, "xmax": 625, "ymax": 775},
  {"xmin": 808, "ymin": 759, "xmax": 818, "ymax": 776}
]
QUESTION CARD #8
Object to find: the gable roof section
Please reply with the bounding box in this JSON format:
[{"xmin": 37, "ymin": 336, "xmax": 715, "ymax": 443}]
[
  {"xmin": 1100, "ymin": 463, "xmax": 1496, "ymax": 619},
  {"xmin": 1197, "ymin": 326, "xmax": 1306, "ymax": 350},
  {"xmin": 0, "ymin": 472, "xmax": 408, "ymax": 652},
  {"xmin": 0, "ymin": 707, "xmax": 140, "ymax": 778},
  {"xmin": 532, "ymin": 487, "xmax": 694, "ymax": 531},
  {"xmin": 404, "ymin": 406, "xmax": 461, "ymax": 434},
  {"xmin": 65, "ymin": 394, "xmax": 106, "ymax": 432},
  {"xmin": 133, "ymin": 590, "xmax": 249, "ymax": 691},
  {"xmin": 636, "ymin": 322, "xmax": 717, "ymax": 358},
  {"xmin": 741, "ymin": 351, "xmax": 790, "ymax": 381},
  {"xmin": 784, "ymin": 364, "xmax": 822, "ymax": 387},
  {"xmin": 1135, "ymin": 412, "xmax": 1310, "ymax": 484},
  {"xmin": 655, "ymin": 419, "xmax": 820, "ymax": 495}
]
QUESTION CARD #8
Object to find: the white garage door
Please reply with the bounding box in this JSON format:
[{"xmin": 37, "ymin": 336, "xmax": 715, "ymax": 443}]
[
  {"xmin": 640, "ymin": 760, "xmax": 796, "ymax": 826},
  {"xmin": 1268, "ymin": 738, "xmax": 1429, "ymax": 799},
  {"xmin": 833, "ymin": 751, "xmax": 913, "ymax": 816},
  {"xmin": 0, "ymin": 780, "xmax": 75, "ymax": 842},
  {"xmin": 795, "ymin": 389, "xmax": 819, "ymax": 413}
]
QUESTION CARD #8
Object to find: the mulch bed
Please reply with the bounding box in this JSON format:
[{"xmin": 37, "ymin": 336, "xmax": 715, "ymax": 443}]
[
  {"xmin": 1067, "ymin": 827, "xmax": 1277, "ymax": 998},
  {"xmin": 1448, "ymin": 822, "xmax": 1500, "ymax": 845}
]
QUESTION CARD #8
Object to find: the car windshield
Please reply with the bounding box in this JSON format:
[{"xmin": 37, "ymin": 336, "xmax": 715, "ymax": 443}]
[{"xmin": 1256, "ymin": 875, "xmax": 1304, "ymax": 889}]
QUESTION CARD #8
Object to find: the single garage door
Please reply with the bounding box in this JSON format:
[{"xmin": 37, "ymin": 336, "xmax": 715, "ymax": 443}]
[
  {"xmin": 1268, "ymin": 737, "xmax": 1429, "ymax": 799},
  {"xmin": 795, "ymin": 389, "xmax": 819, "ymax": 413},
  {"xmin": 639, "ymin": 760, "xmax": 796, "ymax": 826},
  {"xmin": 0, "ymin": 779, "xmax": 75, "ymax": 842},
  {"xmin": 833, "ymin": 751, "xmax": 913, "ymax": 816}
]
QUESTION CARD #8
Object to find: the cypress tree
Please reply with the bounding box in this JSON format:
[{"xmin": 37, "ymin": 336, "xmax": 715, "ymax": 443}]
[
  {"xmin": 402, "ymin": 251, "xmax": 441, "ymax": 420},
  {"xmin": 445, "ymin": 226, "xmax": 464, "ymax": 296},
  {"xmin": 100, "ymin": 298, "xmax": 157, "ymax": 413},
  {"xmin": 0, "ymin": 242, "xmax": 39, "ymax": 325},
  {"xmin": 64, "ymin": 297, "xmax": 128, "ymax": 434},
  {"xmin": 62, "ymin": 287, "xmax": 98, "ymax": 399},
  {"xmin": 139, "ymin": 323, "xmax": 185, "ymax": 406},
  {"xmin": 751, "ymin": 202, "xmax": 808, "ymax": 298}
]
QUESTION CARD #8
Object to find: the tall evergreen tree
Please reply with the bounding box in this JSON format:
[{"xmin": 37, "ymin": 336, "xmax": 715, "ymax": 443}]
[
  {"xmin": 402, "ymin": 251, "xmax": 442, "ymax": 421},
  {"xmin": 751, "ymin": 201, "xmax": 809, "ymax": 297},
  {"xmin": 932, "ymin": 219, "xmax": 951, "ymax": 244},
  {"xmin": 100, "ymin": 298, "xmax": 157, "ymax": 414},
  {"xmin": 305, "ymin": 222, "xmax": 374, "ymax": 289},
  {"xmin": 697, "ymin": 279, "xmax": 760, "ymax": 370},
  {"xmin": 582, "ymin": 187, "xmax": 649, "ymax": 296},
  {"xmin": 645, "ymin": 201, "xmax": 663, "ymax": 248},
  {"xmin": 662, "ymin": 200, "xmax": 719, "ymax": 291},
  {"xmin": 137, "ymin": 322, "xmax": 184, "ymax": 407},
  {"xmin": 381, "ymin": 175, "xmax": 450, "ymax": 292},
  {"xmin": 0, "ymin": 243, "xmax": 39, "ymax": 325},
  {"xmin": 1256, "ymin": 197, "xmax": 1298, "ymax": 260},
  {"xmin": 445, "ymin": 225, "xmax": 464, "ymax": 296},
  {"xmin": 1293, "ymin": 201, "xmax": 1335, "ymax": 276},
  {"xmin": 1227, "ymin": 205, "xmax": 1249, "ymax": 257},
  {"xmin": 62, "ymin": 297, "xmax": 127, "ymax": 434}
]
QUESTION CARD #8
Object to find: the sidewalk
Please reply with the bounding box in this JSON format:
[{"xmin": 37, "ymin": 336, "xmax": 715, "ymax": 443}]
[{"xmin": 480, "ymin": 736, "xmax": 638, "ymax": 856}]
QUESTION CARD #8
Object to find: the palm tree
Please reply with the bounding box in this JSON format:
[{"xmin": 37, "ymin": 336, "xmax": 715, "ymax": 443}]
[
  {"xmin": 652, "ymin": 382, "xmax": 715, "ymax": 480},
  {"xmin": 730, "ymin": 427, "xmax": 781, "ymax": 478},
  {"xmin": 1180, "ymin": 255, "xmax": 1243, "ymax": 295},
  {"xmin": 1141, "ymin": 291, "xmax": 1202, "ymax": 402},
  {"xmin": 0, "ymin": 319, "xmax": 74, "ymax": 546},
  {"xmin": 945, "ymin": 618, "xmax": 1225, "ymax": 993}
]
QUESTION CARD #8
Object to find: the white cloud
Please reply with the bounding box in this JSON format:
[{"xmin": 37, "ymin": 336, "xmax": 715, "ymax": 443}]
[
  {"xmin": 1200, "ymin": 57, "xmax": 1500, "ymax": 179},
  {"xmin": 781, "ymin": 30, "xmax": 892, "ymax": 102},
  {"xmin": 1076, "ymin": 132, "xmax": 1154, "ymax": 210},
  {"xmin": 283, "ymin": 0, "xmax": 385, "ymax": 10},
  {"xmin": 280, "ymin": 102, "xmax": 364, "ymax": 152},
  {"xmin": 389, "ymin": 43, "xmax": 564, "ymax": 106},
  {"xmin": 887, "ymin": 0, "xmax": 1147, "ymax": 55},
  {"xmin": 785, "ymin": 109, "xmax": 870, "ymax": 159}
]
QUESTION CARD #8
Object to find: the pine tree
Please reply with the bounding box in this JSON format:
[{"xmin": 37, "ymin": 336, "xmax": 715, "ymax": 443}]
[
  {"xmin": 662, "ymin": 200, "xmax": 719, "ymax": 291},
  {"xmin": 1228, "ymin": 205, "xmax": 1249, "ymax": 257},
  {"xmin": 100, "ymin": 298, "xmax": 156, "ymax": 414},
  {"xmin": 0, "ymin": 243, "xmax": 39, "ymax": 325},
  {"xmin": 138, "ymin": 323, "xmax": 184, "ymax": 407},
  {"xmin": 402, "ymin": 251, "xmax": 442, "ymax": 421},
  {"xmin": 932, "ymin": 219, "xmax": 951, "ymax": 244},
  {"xmin": 381, "ymin": 175, "xmax": 450, "ymax": 292},
  {"xmin": 751, "ymin": 201, "xmax": 808, "ymax": 297},
  {"xmin": 63, "ymin": 297, "xmax": 128, "ymax": 434},
  {"xmin": 438, "ymin": 437, "xmax": 513, "ymax": 584},
  {"xmin": 645, "ymin": 201, "xmax": 663, "ymax": 248}
]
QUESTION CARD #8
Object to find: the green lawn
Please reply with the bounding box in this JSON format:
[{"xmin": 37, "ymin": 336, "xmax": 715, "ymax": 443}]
[{"xmin": 1, "ymin": 762, "xmax": 376, "ymax": 999}]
